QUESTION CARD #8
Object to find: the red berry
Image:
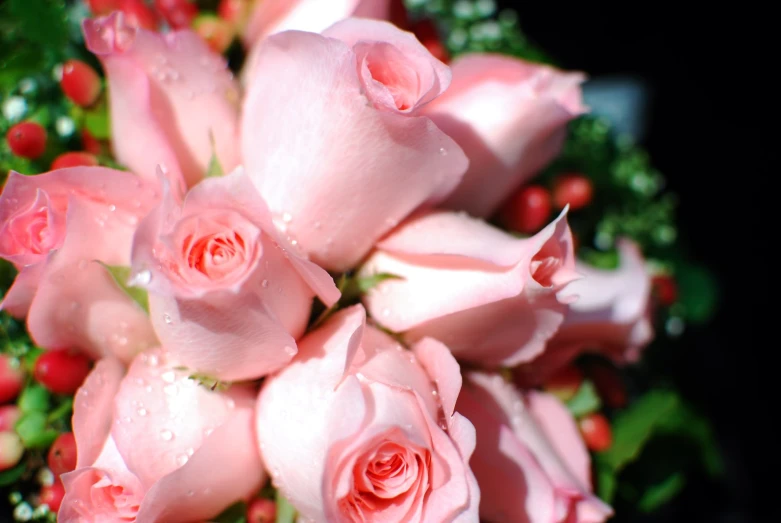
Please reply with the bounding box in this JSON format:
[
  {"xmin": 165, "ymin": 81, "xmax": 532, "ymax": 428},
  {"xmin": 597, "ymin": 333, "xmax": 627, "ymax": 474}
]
[
  {"xmin": 60, "ymin": 60, "xmax": 102, "ymax": 108},
  {"xmin": 500, "ymin": 185, "xmax": 552, "ymax": 234},
  {"xmin": 0, "ymin": 355, "xmax": 25, "ymax": 404},
  {"xmin": 652, "ymin": 274, "xmax": 678, "ymax": 306},
  {"xmin": 154, "ymin": 0, "xmax": 198, "ymax": 29},
  {"xmin": 119, "ymin": 0, "xmax": 159, "ymax": 30},
  {"xmin": 40, "ymin": 479, "xmax": 66, "ymax": 512},
  {"xmin": 34, "ymin": 350, "xmax": 92, "ymax": 395},
  {"xmin": 86, "ymin": 0, "xmax": 121, "ymax": 15},
  {"xmin": 411, "ymin": 20, "xmax": 449, "ymax": 63},
  {"xmin": 47, "ymin": 432, "xmax": 78, "ymax": 477},
  {"xmin": 217, "ymin": 0, "xmax": 250, "ymax": 28},
  {"xmin": 193, "ymin": 14, "xmax": 235, "ymax": 54},
  {"xmin": 6, "ymin": 121, "xmax": 47, "ymax": 159},
  {"xmin": 0, "ymin": 431, "xmax": 24, "ymax": 470},
  {"xmin": 51, "ymin": 152, "xmax": 100, "ymax": 170},
  {"xmin": 247, "ymin": 498, "xmax": 277, "ymax": 523},
  {"xmin": 543, "ymin": 366, "xmax": 584, "ymax": 402},
  {"xmin": 552, "ymin": 173, "xmax": 593, "ymax": 210},
  {"xmin": 0, "ymin": 405, "xmax": 21, "ymax": 432},
  {"xmin": 586, "ymin": 362, "xmax": 627, "ymax": 409},
  {"xmin": 579, "ymin": 413, "xmax": 612, "ymax": 452},
  {"xmin": 81, "ymin": 129, "xmax": 104, "ymax": 156}
]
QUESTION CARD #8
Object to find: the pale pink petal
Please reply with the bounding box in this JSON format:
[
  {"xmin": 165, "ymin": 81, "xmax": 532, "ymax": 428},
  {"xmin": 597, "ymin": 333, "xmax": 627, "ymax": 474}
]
[
  {"xmin": 361, "ymin": 211, "xmax": 576, "ymax": 366},
  {"xmin": 84, "ymin": 13, "xmax": 241, "ymax": 187},
  {"xmin": 553, "ymin": 239, "xmax": 653, "ymax": 356},
  {"xmin": 412, "ymin": 337, "xmax": 462, "ymax": 419},
  {"xmin": 243, "ymin": 0, "xmax": 392, "ymax": 46},
  {"xmin": 423, "ymin": 53, "xmax": 586, "ymax": 217},
  {"xmin": 146, "ymin": 289, "xmax": 300, "ymax": 381},
  {"xmin": 111, "ymin": 350, "xmax": 244, "ymax": 489},
  {"xmin": 457, "ymin": 374, "xmax": 556, "ymax": 523},
  {"xmin": 135, "ymin": 406, "xmax": 264, "ymax": 522},
  {"xmin": 0, "ymin": 263, "xmax": 44, "ymax": 318},
  {"xmin": 448, "ymin": 413, "xmax": 480, "ymax": 523},
  {"xmin": 323, "ymin": 18, "xmax": 450, "ymax": 111},
  {"xmin": 256, "ymin": 307, "xmax": 368, "ymax": 522},
  {"xmin": 72, "ymin": 358, "xmax": 126, "ymax": 468},
  {"xmin": 241, "ymin": 29, "xmax": 467, "ymax": 271},
  {"xmin": 26, "ymin": 200, "xmax": 158, "ymax": 361}
]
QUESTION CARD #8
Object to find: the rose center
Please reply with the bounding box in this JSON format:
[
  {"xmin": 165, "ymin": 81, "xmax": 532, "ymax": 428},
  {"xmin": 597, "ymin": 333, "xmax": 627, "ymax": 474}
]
[{"xmin": 358, "ymin": 42, "xmax": 421, "ymax": 112}]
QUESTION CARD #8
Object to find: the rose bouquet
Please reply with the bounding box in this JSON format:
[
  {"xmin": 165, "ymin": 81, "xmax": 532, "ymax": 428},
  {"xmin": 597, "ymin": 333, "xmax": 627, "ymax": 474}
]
[{"xmin": 0, "ymin": 1, "xmax": 721, "ymax": 522}]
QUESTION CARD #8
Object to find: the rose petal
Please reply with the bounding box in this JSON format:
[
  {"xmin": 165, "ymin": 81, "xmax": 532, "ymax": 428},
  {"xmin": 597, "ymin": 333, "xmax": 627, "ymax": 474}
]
[
  {"xmin": 241, "ymin": 29, "xmax": 467, "ymax": 271},
  {"xmin": 423, "ymin": 53, "xmax": 586, "ymax": 217},
  {"xmin": 135, "ymin": 406, "xmax": 263, "ymax": 522},
  {"xmin": 26, "ymin": 200, "xmax": 158, "ymax": 361},
  {"xmin": 0, "ymin": 263, "xmax": 45, "ymax": 318},
  {"xmin": 412, "ymin": 337, "xmax": 461, "ymax": 420},
  {"xmin": 72, "ymin": 358, "xmax": 126, "ymax": 468},
  {"xmin": 84, "ymin": 12, "xmax": 241, "ymax": 187}
]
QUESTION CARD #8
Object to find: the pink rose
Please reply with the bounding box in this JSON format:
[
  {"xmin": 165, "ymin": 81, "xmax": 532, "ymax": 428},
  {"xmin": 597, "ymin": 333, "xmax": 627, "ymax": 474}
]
[
  {"xmin": 457, "ymin": 372, "xmax": 612, "ymax": 523},
  {"xmin": 243, "ymin": 0, "xmax": 392, "ymax": 46},
  {"xmin": 59, "ymin": 350, "xmax": 263, "ymax": 522},
  {"xmin": 241, "ymin": 18, "xmax": 468, "ymax": 271},
  {"xmin": 0, "ymin": 167, "xmax": 159, "ymax": 361},
  {"xmin": 422, "ymin": 54, "xmax": 586, "ymax": 217},
  {"xmin": 360, "ymin": 209, "xmax": 578, "ymax": 367},
  {"xmin": 256, "ymin": 305, "xmax": 479, "ymax": 522},
  {"xmin": 83, "ymin": 12, "xmax": 241, "ymax": 189},
  {"xmin": 130, "ymin": 168, "xmax": 339, "ymax": 381},
  {"xmin": 516, "ymin": 240, "xmax": 654, "ymax": 385}
]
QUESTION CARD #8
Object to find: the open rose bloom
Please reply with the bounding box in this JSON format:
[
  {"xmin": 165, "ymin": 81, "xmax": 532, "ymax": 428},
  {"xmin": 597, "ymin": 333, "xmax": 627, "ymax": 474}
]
[{"xmin": 0, "ymin": 3, "xmax": 660, "ymax": 522}]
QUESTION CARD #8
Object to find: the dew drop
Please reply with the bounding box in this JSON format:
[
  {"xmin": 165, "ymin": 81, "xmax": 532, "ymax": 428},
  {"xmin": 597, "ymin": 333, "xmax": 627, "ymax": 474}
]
[
  {"xmin": 137, "ymin": 407, "xmax": 147, "ymax": 416},
  {"xmin": 282, "ymin": 212, "xmax": 293, "ymax": 223},
  {"xmin": 108, "ymin": 204, "xmax": 117, "ymax": 212},
  {"xmin": 187, "ymin": 490, "xmax": 195, "ymax": 497},
  {"xmin": 132, "ymin": 270, "xmax": 152, "ymax": 286},
  {"xmin": 176, "ymin": 454, "xmax": 189, "ymax": 466},
  {"xmin": 161, "ymin": 370, "xmax": 176, "ymax": 383},
  {"xmin": 283, "ymin": 345, "xmax": 296, "ymax": 356},
  {"xmin": 160, "ymin": 429, "xmax": 174, "ymax": 441},
  {"xmin": 163, "ymin": 313, "xmax": 172, "ymax": 324},
  {"xmin": 439, "ymin": 147, "xmax": 447, "ymax": 155},
  {"xmin": 145, "ymin": 353, "xmax": 159, "ymax": 367},
  {"xmin": 261, "ymin": 279, "xmax": 269, "ymax": 288},
  {"xmin": 225, "ymin": 398, "xmax": 235, "ymax": 409},
  {"xmin": 381, "ymin": 308, "xmax": 390, "ymax": 317},
  {"xmin": 431, "ymin": 389, "xmax": 438, "ymax": 397},
  {"xmin": 163, "ymin": 384, "xmax": 178, "ymax": 396}
]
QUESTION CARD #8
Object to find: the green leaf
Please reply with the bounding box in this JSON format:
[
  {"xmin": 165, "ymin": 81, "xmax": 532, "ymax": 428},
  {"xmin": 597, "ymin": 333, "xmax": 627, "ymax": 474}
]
[
  {"xmin": 205, "ymin": 130, "xmax": 224, "ymax": 178},
  {"xmin": 637, "ymin": 472, "xmax": 686, "ymax": 512},
  {"xmin": 100, "ymin": 264, "xmax": 149, "ymax": 313},
  {"xmin": 656, "ymin": 402, "xmax": 724, "ymax": 476},
  {"xmin": 0, "ymin": 461, "xmax": 27, "ymax": 487},
  {"xmin": 276, "ymin": 491, "xmax": 296, "ymax": 523},
  {"xmin": 356, "ymin": 272, "xmax": 403, "ymax": 293},
  {"xmin": 188, "ymin": 373, "xmax": 230, "ymax": 392},
  {"xmin": 565, "ymin": 380, "xmax": 602, "ymax": 417},
  {"xmin": 18, "ymin": 384, "xmax": 51, "ymax": 413},
  {"xmin": 84, "ymin": 101, "xmax": 111, "ymax": 140},
  {"xmin": 48, "ymin": 397, "xmax": 74, "ymax": 424},
  {"xmin": 675, "ymin": 263, "xmax": 718, "ymax": 324},
  {"xmin": 14, "ymin": 411, "xmax": 59, "ymax": 449},
  {"xmin": 597, "ymin": 389, "xmax": 679, "ymax": 472},
  {"xmin": 8, "ymin": 0, "xmax": 68, "ymax": 52},
  {"xmin": 595, "ymin": 459, "xmax": 617, "ymax": 502},
  {"xmin": 212, "ymin": 501, "xmax": 247, "ymax": 523}
]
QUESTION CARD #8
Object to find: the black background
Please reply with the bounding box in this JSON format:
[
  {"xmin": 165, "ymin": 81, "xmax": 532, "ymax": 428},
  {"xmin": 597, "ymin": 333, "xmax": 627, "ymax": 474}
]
[{"xmin": 498, "ymin": 1, "xmax": 766, "ymax": 521}]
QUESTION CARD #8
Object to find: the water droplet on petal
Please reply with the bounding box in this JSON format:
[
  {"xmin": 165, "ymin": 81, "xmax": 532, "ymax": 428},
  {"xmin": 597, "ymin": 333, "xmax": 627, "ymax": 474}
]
[
  {"xmin": 283, "ymin": 345, "xmax": 296, "ymax": 356},
  {"xmin": 160, "ymin": 429, "xmax": 174, "ymax": 441},
  {"xmin": 187, "ymin": 490, "xmax": 195, "ymax": 497},
  {"xmin": 439, "ymin": 147, "xmax": 447, "ymax": 155},
  {"xmin": 282, "ymin": 212, "xmax": 293, "ymax": 223},
  {"xmin": 132, "ymin": 270, "xmax": 152, "ymax": 286},
  {"xmin": 381, "ymin": 308, "xmax": 390, "ymax": 317},
  {"xmin": 163, "ymin": 383, "xmax": 178, "ymax": 396},
  {"xmin": 176, "ymin": 454, "xmax": 189, "ymax": 466},
  {"xmin": 137, "ymin": 407, "xmax": 147, "ymax": 416},
  {"xmin": 161, "ymin": 370, "xmax": 176, "ymax": 383},
  {"xmin": 261, "ymin": 279, "xmax": 269, "ymax": 288},
  {"xmin": 163, "ymin": 313, "xmax": 172, "ymax": 324}
]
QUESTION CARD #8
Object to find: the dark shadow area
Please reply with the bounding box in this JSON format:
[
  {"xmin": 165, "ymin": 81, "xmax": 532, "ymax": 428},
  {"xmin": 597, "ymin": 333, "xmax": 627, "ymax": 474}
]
[{"xmin": 497, "ymin": 1, "xmax": 763, "ymax": 521}]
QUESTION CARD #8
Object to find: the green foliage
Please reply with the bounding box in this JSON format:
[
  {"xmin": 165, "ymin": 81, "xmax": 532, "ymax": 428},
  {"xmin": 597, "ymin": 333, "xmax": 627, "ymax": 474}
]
[
  {"xmin": 565, "ymin": 379, "xmax": 602, "ymax": 417},
  {"xmin": 212, "ymin": 501, "xmax": 247, "ymax": 523},
  {"xmin": 594, "ymin": 389, "xmax": 723, "ymax": 510},
  {"xmin": 100, "ymin": 264, "xmax": 150, "ymax": 313},
  {"xmin": 276, "ymin": 491, "xmax": 297, "ymax": 523}
]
